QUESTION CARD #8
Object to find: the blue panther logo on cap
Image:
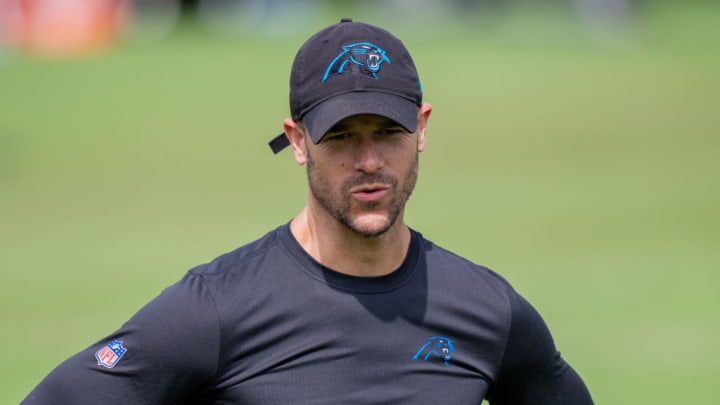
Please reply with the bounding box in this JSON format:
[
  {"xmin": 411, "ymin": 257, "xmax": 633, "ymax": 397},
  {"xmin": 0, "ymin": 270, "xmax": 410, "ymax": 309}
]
[{"xmin": 322, "ymin": 42, "xmax": 390, "ymax": 82}]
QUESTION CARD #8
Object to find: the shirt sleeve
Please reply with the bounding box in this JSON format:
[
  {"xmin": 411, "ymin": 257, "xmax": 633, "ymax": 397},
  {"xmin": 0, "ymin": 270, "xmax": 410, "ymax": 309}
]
[
  {"xmin": 487, "ymin": 290, "xmax": 594, "ymax": 405},
  {"xmin": 21, "ymin": 272, "xmax": 220, "ymax": 405}
]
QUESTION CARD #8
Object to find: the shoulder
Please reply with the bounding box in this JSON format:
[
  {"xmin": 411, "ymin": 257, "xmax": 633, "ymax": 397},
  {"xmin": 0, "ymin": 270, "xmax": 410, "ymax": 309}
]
[
  {"xmin": 414, "ymin": 233, "xmax": 558, "ymax": 348},
  {"xmin": 416, "ymin": 231, "xmax": 517, "ymax": 296},
  {"xmin": 187, "ymin": 225, "xmax": 287, "ymax": 278},
  {"xmin": 116, "ymin": 227, "xmax": 293, "ymax": 375}
]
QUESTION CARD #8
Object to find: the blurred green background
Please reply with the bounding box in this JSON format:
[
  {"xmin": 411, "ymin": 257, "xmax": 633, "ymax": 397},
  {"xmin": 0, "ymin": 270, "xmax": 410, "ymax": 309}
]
[{"xmin": 1, "ymin": 1, "xmax": 719, "ymax": 403}]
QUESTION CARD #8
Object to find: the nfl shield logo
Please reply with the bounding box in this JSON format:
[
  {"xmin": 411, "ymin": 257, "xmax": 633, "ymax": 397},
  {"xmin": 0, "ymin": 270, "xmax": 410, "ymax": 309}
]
[{"xmin": 95, "ymin": 340, "xmax": 127, "ymax": 368}]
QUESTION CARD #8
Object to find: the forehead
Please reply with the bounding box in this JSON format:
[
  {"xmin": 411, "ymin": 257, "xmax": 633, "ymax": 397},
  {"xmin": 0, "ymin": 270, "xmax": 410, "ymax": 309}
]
[{"xmin": 326, "ymin": 114, "xmax": 402, "ymax": 133}]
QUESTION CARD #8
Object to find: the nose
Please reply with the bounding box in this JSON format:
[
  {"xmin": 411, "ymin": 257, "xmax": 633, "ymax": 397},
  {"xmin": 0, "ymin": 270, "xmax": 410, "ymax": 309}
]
[{"xmin": 353, "ymin": 136, "xmax": 384, "ymax": 173}]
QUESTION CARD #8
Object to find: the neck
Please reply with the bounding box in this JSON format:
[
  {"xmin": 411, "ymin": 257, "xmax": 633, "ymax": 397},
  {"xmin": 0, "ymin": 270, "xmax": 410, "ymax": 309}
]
[{"xmin": 290, "ymin": 207, "xmax": 411, "ymax": 277}]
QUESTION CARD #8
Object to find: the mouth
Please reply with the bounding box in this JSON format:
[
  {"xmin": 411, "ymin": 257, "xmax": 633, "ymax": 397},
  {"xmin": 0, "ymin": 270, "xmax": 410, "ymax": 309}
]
[{"xmin": 350, "ymin": 184, "xmax": 389, "ymax": 202}]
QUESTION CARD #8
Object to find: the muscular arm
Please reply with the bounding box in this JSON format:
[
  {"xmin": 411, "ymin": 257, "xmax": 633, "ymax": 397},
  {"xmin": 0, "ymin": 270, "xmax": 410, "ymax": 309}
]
[
  {"xmin": 487, "ymin": 291, "xmax": 593, "ymax": 405},
  {"xmin": 21, "ymin": 273, "xmax": 220, "ymax": 404}
]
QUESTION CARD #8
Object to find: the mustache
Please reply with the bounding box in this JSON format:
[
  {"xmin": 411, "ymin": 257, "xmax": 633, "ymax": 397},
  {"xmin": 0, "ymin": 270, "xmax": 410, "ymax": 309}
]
[{"xmin": 343, "ymin": 172, "xmax": 398, "ymax": 190}]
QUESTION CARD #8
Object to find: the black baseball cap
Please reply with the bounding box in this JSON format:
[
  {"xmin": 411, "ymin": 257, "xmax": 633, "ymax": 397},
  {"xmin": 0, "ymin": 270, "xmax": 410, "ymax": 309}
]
[{"xmin": 269, "ymin": 18, "xmax": 423, "ymax": 154}]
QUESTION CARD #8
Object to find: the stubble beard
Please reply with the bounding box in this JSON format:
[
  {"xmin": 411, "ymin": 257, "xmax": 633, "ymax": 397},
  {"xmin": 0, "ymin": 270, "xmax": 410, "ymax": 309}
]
[{"xmin": 307, "ymin": 152, "xmax": 419, "ymax": 238}]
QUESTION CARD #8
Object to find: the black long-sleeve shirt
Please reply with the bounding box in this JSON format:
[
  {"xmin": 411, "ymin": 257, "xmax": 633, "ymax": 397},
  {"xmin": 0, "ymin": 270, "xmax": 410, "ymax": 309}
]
[{"xmin": 23, "ymin": 224, "xmax": 593, "ymax": 404}]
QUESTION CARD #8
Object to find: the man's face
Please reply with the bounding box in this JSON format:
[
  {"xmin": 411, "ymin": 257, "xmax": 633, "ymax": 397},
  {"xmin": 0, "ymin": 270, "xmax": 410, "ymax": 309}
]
[{"xmin": 304, "ymin": 114, "xmax": 423, "ymax": 238}]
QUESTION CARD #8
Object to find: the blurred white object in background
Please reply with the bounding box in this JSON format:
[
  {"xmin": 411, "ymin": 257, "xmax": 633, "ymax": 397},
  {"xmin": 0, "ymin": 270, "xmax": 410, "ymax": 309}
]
[
  {"xmin": 197, "ymin": 0, "xmax": 321, "ymax": 37},
  {"xmin": 571, "ymin": 0, "xmax": 636, "ymax": 44},
  {"xmin": 122, "ymin": 0, "xmax": 180, "ymax": 43}
]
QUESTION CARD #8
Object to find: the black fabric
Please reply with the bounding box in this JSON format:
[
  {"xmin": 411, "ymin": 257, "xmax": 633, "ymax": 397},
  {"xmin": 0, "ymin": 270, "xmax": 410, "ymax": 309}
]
[
  {"xmin": 22, "ymin": 224, "xmax": 592, "ymax": 404},
  {"xmin": 268, "ymin": 132, "xmax": 290, "ymax": 154},
  {"xmin": 487, "ymin": 292, "xmax": 595, "ymax": 404}
]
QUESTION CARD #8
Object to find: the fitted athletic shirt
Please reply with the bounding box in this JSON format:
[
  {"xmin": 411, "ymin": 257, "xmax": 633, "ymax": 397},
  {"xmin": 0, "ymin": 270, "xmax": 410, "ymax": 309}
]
[{"xmin": 23, "ymin": 223, "xmax": 593, "ymax": 404}]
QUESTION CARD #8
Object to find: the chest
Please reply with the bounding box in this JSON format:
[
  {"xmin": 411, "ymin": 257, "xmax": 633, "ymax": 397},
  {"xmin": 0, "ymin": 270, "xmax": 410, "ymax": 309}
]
[{"xmin": 201, "ymin": 277, "xmax": 508, "ymax": 404}]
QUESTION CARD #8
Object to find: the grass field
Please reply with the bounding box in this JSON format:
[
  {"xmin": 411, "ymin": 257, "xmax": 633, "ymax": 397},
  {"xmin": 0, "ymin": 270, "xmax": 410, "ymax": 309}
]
[{"xmin": 1, "ymin": 5, "xmax": 719, "ymax": 404}]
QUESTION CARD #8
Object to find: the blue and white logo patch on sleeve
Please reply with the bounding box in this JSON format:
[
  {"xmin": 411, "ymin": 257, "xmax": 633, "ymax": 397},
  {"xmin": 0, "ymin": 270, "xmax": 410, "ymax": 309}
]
[{"xmin": 95, "ymin": 340, "xmax": 127, "ymax": 368}]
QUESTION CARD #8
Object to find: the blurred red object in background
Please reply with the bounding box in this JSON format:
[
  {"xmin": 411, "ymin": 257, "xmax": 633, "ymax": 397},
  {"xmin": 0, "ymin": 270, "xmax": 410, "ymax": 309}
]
[{"xmin": 0, "ymin": 0, "xmax": 128, "ymax": 57}]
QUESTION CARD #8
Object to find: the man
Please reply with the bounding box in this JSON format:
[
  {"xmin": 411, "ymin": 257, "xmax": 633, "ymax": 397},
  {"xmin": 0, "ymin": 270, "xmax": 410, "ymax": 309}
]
[{"xmin": 23, "ymin": 19, "xmax": 593, "ymax": 404}]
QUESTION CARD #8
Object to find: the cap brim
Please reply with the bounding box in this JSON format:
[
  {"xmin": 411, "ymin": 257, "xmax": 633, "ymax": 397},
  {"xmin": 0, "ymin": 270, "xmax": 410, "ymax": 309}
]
[
  {"xmin": 304, "ymin": 92, "xmax": 419, "ymax": 144},
  {"xmin": 269, "ymin": 92, "xmax": 419, "ymax": 153}
]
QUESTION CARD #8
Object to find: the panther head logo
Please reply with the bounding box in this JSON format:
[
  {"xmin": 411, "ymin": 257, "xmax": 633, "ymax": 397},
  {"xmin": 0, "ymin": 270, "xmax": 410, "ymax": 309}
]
[
  {"xmin": 322, "ymin": 42, "xmax": 391, "ymax": 82},
  {"xmin": 412, "ymin": 336, "xmax": 455, "ymax": 367}
]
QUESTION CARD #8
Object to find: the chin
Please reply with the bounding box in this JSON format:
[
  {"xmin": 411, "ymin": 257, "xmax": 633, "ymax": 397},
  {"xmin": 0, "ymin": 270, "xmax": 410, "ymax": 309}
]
[{"xmin": 349, "ymin": 214, "xmax": 394, "ymax": 238}]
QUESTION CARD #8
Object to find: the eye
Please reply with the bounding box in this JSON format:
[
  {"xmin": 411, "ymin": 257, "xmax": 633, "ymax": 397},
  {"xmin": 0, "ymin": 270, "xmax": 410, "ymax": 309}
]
[
  {"xmin": 379, "ymin": 126, "xmax": 406, "ymax": 136},
  {"xmin": 325, "ymin": 132, "xmax": 352, "ymax": 142}
]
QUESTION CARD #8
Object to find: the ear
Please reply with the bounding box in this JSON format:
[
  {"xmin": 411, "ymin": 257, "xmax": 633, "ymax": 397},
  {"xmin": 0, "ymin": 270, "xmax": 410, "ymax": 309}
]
[
  {"xmin": 416, "ymin": 103, "xmax": 432, "ymax": 153},
  {"xmin": 283, "ymin": 118, "xmax": 308, "ymax": 165}
]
